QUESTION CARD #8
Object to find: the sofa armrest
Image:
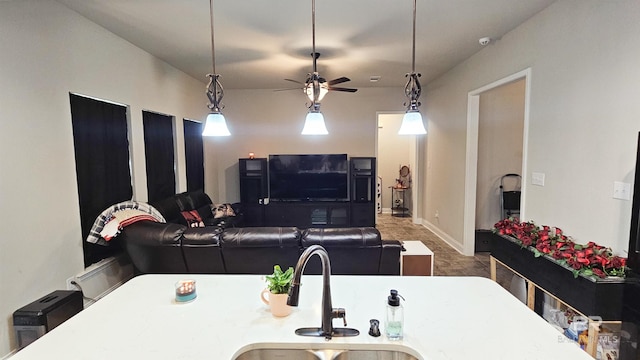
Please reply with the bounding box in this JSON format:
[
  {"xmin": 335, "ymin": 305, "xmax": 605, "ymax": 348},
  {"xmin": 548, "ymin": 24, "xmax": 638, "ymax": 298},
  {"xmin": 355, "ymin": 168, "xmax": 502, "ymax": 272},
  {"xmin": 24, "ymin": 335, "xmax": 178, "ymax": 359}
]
[
  {"xmin": 119, "ymin": 221, "xmax": 188, "ymax": 274},
  {"xmin": 379, "ymin": 239, "xmax": 402, "ymax": 275}
]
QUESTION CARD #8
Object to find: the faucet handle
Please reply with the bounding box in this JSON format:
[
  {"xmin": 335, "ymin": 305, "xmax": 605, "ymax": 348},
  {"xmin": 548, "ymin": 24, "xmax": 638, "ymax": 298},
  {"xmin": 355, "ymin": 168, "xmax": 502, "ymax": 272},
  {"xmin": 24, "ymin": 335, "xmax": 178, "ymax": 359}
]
[{"xmin": 333, "ymin": 308, "xmax": 347, "ymax": 326}]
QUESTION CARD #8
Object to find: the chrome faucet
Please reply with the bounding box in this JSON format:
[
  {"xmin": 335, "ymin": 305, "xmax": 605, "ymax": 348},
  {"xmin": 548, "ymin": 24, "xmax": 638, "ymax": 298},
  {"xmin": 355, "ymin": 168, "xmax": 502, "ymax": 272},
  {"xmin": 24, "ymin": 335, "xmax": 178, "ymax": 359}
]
[{"xmin": 287, "ymin": 245, "xmax": 360, "ymax": 340}]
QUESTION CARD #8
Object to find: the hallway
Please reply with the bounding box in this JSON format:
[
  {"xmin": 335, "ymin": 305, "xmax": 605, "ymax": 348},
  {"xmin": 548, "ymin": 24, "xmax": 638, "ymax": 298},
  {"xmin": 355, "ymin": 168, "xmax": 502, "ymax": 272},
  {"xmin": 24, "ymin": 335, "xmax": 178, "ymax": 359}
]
[{"xmin": 376, "ymin": 213, "xmax": 511, "ymax": 288}]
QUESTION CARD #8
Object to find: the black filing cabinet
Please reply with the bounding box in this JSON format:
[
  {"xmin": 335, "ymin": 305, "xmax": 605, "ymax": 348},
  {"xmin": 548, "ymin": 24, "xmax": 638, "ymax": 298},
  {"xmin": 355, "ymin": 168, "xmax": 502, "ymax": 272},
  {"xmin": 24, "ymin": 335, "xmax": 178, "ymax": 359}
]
[{"xmin": 13, "ymin": 290, "xmax": 83, "ymax": 349}]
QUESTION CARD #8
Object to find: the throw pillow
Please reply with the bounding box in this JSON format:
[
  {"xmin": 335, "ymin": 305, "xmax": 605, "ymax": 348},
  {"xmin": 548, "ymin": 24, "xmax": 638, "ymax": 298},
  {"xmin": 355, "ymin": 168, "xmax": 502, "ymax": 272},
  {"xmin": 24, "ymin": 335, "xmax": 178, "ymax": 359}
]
[
  {"xmin": 212, "ymin": 203, "xmax": 236, "ymax": 218},
  {"xmin": 181, "ymin": 210, "xmax": 205, "ymax": 228}
]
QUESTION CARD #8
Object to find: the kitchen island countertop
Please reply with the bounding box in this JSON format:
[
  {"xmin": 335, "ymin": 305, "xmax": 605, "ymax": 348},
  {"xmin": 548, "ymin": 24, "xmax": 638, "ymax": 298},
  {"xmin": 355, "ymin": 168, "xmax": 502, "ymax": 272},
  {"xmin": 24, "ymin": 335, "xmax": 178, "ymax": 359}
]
[{"xmin": 10, "ymin": 274, "xmax": 592, "ymax": 359}]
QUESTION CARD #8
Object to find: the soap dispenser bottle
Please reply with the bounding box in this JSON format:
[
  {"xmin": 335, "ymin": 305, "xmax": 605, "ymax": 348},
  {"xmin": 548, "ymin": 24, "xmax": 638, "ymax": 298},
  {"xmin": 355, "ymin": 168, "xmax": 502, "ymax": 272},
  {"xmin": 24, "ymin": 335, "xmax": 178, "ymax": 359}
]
[{"xmin": 385, "ymin": 289, "xmax": 404, "ymax": 340}]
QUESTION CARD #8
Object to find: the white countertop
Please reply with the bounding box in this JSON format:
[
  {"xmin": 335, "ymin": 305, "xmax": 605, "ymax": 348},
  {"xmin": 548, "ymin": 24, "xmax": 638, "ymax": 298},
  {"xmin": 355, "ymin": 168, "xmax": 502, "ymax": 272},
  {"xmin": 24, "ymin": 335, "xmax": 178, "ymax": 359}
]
[{"xmin": 10, "ymin": 275, "xmax": 592, "ymax": 360}]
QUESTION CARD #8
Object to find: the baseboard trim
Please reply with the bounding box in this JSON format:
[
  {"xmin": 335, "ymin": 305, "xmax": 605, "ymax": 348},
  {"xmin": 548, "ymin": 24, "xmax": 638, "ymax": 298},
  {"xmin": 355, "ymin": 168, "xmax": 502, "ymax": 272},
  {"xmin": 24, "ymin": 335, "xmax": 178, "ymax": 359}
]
[
  {"xmin": 2, "ymin": 349, "xmax": 17, "ymax": 359},
  {"xmin": 66, "ymin": 254, "xmax": 134, "ymax": 307},
  {"xmin": 419, "ymin": 218, "xmax": 468, "ymax": 255}
]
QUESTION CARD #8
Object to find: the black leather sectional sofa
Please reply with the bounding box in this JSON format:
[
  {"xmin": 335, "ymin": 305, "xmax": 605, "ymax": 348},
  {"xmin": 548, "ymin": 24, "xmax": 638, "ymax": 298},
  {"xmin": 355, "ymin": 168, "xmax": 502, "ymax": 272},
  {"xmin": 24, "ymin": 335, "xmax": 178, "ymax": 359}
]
[{"xmin": 119, "ymin": 191, "xmax": 402, "ymax": 275}]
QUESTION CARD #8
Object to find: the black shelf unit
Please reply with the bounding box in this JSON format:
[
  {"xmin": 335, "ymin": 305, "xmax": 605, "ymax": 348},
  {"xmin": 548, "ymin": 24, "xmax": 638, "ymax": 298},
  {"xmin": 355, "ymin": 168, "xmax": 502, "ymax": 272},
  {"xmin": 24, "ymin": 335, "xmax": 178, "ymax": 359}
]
[
  {"xmin": 350, "ymin": 157, "xmax": 376, "ymax": 226},
  {"xmin": 238, "ymin": 156, "xmax": 376, "ymax": 228},
  {"xmin": 239, "ymin": 158, "xmax": 268, "ymax": 226},
  {"xmin": 264, "ymin": 201, "xmax": 350, "ymax": 228}
]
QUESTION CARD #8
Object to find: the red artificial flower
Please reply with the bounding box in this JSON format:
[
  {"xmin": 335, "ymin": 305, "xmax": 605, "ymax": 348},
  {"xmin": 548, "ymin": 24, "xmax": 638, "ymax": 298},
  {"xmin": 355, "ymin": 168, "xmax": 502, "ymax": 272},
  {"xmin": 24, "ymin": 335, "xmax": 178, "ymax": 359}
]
[
  {"xmin": 592, "ymin": 268, "xmax": 606, "ymax": 278},
  {"xmin": 492, "ymin": 218, "xmax": 627, "ymax": 279}
]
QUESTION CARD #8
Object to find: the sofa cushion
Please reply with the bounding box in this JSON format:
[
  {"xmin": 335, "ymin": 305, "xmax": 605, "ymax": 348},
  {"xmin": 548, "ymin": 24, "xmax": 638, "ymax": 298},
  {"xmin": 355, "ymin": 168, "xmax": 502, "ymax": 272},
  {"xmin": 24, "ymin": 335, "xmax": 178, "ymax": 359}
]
[
  {"xmin": 151, "ymin": 191, "xmax": 214, "ymax": 226},
  {"xmin": 301, "ymin": 227, "xmax": 382, "ymax": 275},
  {"xmin": 150, "ymin": 196, "xmax": 185, "ymax": 225},
  {"xmin": 176, "ymin": 191, "xmax": 213, "ymax": 213},
  {"xmin": 220, "ymin": 227, "xmax": 301, "ymax": 274},
  {"xmin": 182, "ymin": 227, "xmax": 225, "ymax": 274}
]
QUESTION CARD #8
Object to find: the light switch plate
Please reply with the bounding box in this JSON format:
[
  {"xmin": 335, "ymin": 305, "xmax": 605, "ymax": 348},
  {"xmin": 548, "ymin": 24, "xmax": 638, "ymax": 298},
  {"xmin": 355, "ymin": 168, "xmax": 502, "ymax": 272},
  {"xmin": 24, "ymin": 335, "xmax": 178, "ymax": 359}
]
[
  {"xmin": 532, "ymin": 172, "xmax": 545, "ymax": 186},
  {"xmin": 613, "ymin": 181, "xmax": 631, "ymax": 200}
]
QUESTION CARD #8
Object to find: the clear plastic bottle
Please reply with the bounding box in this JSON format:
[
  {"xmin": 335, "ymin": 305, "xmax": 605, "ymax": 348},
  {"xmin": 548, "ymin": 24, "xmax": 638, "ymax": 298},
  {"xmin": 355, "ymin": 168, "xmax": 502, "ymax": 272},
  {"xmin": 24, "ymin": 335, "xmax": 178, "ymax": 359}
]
[{"xmin": 385, "ymin": 289, "xmax": 404, "ymax": 340}]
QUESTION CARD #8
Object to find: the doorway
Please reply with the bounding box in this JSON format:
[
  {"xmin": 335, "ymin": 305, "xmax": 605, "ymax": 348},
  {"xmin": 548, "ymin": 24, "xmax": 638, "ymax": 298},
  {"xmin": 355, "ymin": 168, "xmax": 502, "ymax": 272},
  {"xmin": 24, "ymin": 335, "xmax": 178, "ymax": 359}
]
[
  {"xmin": 475, "ymin": 79, "xmax": 526, "ymax": 239},
  {"xmin": 463, "ymin": 69, "xmax": 531, "ymax": 255},
  {"xmin": 376, "ymin": 112, "xmax": 420, "ymax": 223}
]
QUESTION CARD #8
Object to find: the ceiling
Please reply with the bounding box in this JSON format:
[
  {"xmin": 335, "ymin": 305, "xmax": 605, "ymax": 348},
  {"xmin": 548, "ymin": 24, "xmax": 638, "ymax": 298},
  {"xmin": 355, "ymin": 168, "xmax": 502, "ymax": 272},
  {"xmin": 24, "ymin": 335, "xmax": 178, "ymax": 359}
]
[{"xmin": 55, "ymin": 0, "xmax": 556, "ymax": 90}]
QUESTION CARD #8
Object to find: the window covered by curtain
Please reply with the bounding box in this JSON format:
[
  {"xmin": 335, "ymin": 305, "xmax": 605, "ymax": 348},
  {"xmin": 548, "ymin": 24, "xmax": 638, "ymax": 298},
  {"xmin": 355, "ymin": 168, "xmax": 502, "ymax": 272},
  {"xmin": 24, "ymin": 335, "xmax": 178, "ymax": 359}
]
[
  {"xmin": 183, "ymin": 119, "xmax": 204, "ymax": 192},
  {"xmin": 143, "ymin": 111, "xmax": 176, "ymax": 202},
  {"xmin": 70, "ymin": 94, "xmax": 132, "ymax": 267}
]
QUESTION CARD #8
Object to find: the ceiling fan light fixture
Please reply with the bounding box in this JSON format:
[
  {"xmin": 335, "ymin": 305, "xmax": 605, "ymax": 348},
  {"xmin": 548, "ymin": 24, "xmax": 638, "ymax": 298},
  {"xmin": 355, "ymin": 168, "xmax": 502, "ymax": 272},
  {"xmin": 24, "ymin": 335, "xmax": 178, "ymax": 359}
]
[
  {"xmin": 301, "ymin": 107, "xmax": 328, "ymax": 135},
  {"xmin": 202, "ymin": 112, "xmax": 231, "ymax": 137},
  {"xmin": 305, "ymin": 81, "xmax": 329, "ymax": 102}
]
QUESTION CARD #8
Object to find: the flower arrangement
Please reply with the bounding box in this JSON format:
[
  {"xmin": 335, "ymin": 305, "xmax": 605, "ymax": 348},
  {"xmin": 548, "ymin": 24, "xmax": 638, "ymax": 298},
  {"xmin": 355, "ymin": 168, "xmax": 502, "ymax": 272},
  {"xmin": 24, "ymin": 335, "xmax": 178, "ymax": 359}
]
[{"xmin": 493, "ymin": 218, "xmax": 626, "ymax": 279}]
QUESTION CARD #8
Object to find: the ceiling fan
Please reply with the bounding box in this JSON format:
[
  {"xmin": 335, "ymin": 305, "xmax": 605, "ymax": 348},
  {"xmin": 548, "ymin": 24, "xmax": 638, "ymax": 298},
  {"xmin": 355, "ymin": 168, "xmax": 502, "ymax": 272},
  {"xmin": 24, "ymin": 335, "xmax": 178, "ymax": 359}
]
[
  {"xmin": 282, "ymin": 52, "xmax": 357, "ymax": 102},
  {"xmin": 278, "ymin": 0, "xmax": 357, "ymax": 103}
]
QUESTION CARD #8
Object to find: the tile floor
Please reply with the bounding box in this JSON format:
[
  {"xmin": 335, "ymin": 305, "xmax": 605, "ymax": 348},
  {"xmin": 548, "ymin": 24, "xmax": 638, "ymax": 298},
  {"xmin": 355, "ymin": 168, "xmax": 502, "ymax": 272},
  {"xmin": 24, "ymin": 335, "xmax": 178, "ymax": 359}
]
[{"xmin": 376, "ymin": 213, "xmax": 513, "ymax": 288}]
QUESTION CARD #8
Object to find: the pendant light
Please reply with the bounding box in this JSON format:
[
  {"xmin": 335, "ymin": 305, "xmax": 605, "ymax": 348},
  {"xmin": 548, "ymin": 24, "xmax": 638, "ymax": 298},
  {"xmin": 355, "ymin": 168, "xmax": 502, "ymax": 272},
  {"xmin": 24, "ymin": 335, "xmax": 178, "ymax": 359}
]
[
  {"xmin": 202, "ymin": 0, "xmax": 230, "ymax": 137},
  {"xmin": 398, "ymin": 0, "xmax": 427, "ymax": 135},
  {"xmin": 301, "ymin": 0, "xmax": 328, "ymax": 135}
]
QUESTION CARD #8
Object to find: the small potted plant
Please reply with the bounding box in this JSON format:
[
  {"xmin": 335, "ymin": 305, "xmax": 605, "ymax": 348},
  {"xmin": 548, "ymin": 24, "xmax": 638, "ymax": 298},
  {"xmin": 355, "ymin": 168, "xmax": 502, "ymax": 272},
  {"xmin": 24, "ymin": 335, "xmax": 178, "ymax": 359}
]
[{"xmin": 261, "ymin": 265, "xmax": 294, "ymax": 317}]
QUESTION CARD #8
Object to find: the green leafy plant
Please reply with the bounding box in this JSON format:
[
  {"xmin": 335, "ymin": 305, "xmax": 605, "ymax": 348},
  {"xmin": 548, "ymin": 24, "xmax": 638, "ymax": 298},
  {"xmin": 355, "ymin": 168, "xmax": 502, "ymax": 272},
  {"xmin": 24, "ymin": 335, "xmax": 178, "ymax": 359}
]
[{"xmin": 265, "ymin": 265, "xmax": 294, "ymax": 294}]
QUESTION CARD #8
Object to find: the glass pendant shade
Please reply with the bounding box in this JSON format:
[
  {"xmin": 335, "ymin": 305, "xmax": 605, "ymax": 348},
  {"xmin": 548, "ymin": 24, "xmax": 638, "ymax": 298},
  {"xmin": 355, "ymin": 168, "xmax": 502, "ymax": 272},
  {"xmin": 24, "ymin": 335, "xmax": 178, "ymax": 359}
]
[
  {"xmin": 301, "ymin": 111, "xmax": 328, "ymax": 135},
  {"xmin": 398, "ymin": 110, "xmax": 427, "ymax": 135},
  {"xmin": 202, "ymin": 112, "xmax": 231, "ymax": 136}
]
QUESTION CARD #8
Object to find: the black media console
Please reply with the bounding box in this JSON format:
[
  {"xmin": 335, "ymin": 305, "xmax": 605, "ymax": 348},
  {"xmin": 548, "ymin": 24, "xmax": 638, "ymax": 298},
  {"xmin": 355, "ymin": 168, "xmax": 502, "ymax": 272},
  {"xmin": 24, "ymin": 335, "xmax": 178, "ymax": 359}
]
[{"xmin": 238, "ymin": 156, "xmax": 376, "ymax": 228}]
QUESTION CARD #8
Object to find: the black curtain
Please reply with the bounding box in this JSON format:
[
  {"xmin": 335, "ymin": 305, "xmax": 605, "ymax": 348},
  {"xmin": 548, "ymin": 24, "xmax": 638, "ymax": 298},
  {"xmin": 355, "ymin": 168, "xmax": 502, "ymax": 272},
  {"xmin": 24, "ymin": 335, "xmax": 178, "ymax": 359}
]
[
  {"xmin": 143, "ymin": 111, "xmax": 176, "ymax": 202},
  {"xmin": 70, "ymin": 94, "xmax": 132, "ymax": 267},
  {"xmin": 183, "ymin": 119, "xmax": 204, "ymax": 192}
]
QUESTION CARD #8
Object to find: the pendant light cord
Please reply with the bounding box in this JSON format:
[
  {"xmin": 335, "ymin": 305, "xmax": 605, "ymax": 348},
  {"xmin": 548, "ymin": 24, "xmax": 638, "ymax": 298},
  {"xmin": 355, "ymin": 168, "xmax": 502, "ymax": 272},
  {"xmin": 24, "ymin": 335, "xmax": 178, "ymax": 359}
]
[
  {"xmin": 411, "ymin": 0, "xmax": 416, "ymax": 73},
  {"xmin": 312, "ymin": 0, "xmax": 317, "ymax": 72},
  {"xmin": 404, "ymin": 0, "xmax": 422, "ymax": 111},
  {"xmin": 209, "ymin": 0, "xmax": 216, "ymax": 75}
]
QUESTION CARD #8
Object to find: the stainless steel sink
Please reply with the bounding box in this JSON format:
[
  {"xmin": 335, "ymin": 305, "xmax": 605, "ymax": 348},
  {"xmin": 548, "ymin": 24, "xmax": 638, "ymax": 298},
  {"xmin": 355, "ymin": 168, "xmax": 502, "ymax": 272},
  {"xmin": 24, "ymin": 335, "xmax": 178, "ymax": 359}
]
[
  {"xmin": 234, "ymin": 348, "xmax": 321, "ymax": 360},
  {"xmin": 331, "ymin": 349, "xmax": 419, "ymax": 360},
  {"xmin": 233, "ymin": 346, "xmax": 420, "ymax": 360}
]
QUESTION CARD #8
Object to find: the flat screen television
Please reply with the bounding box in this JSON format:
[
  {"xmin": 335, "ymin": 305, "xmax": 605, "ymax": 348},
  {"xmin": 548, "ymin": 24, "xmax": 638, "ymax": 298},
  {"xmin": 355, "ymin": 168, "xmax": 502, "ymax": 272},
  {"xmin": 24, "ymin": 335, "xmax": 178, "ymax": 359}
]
[{"xmin": 269, "ymin": 154, "xmax": 348, "ymax": 201}]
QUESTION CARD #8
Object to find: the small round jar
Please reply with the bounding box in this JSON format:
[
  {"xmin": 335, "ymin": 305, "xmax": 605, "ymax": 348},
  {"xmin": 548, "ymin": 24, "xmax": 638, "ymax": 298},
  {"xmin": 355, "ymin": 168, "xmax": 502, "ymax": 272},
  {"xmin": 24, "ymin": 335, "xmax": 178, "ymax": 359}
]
[{"xmin": 175, "ymin": 280, "xmax": 197, "ymax": 303}]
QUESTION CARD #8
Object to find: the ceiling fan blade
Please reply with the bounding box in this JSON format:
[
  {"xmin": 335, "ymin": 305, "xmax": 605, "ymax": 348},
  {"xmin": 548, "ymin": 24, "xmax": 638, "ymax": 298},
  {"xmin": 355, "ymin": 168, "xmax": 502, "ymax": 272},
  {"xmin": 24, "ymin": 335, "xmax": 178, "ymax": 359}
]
[
  {"xmin": 328, "ymin": 87, "xmax": 358, "ymax": 93},
  {"xmin": 328, "ymin": 77, "xmax": 351, "ymax": 86},
  {"xmin": 284, "ymin": 78, "xmax": 304, "ymax": 85},
  {"xmin": 273, "ymin": 88, "xmax": 302, "ymax": 92}
]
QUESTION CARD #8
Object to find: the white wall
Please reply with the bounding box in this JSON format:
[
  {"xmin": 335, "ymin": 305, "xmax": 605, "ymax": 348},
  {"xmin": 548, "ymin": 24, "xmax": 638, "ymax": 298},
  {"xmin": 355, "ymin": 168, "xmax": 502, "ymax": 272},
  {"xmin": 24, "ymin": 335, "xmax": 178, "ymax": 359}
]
[
  {"xmin": 3, "ymin": 0, "xmax": 638, "ymax": 356},
  {"xmin": 422, "ymin": 0, "xmax": 640, "ymax": 254},
  {"xmin": 204, "ymin": 87, "xmax": 406, "ymax": 203},
  {"xmin": 476, "ymin": 80, "xmax": 525, "ymax": 230},
  {"xmin": 0, "ymin": 1, "xmax": 205, "ymax": 356}
]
